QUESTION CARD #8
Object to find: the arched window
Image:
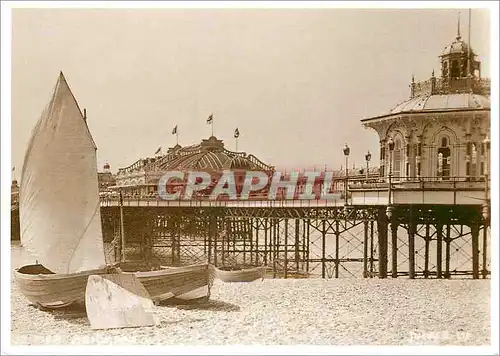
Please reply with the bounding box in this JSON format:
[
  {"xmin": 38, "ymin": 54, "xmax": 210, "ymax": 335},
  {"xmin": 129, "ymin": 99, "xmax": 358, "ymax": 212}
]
[
  {"xmin": 461, "ymin": 60, "xmax": 468, "ymax": 77},
  {"xmin": 442, "ymin": 61, "xmax": 449, "ymax": 77},
  {"xmin": 451, "ymin": 60, "xmax": 460, "ymax": 78},
  {"xmin": 437, "ymin": 135, "xmax": 451, "ymax": 179},
  {"xmin": 470, "ymin": 143, "xmax": 478, "ymax": 179},
  {"xmin": 393, "ymin": 139, "xmax": 402, "ymax": 179}
]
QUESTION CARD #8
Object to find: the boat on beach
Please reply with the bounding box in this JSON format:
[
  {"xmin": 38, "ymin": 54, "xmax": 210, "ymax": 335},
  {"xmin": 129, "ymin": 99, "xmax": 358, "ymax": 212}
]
[
  {"xmin": 213, "ymin": 265, "xmax": 267, "ymax": 283},
  {"xmin": 118, "ymin": 261, "xmax": 215, "ymax": 303},
  {"xmin": 14, "ymin": 265, "xmax": 116, "ymax": 309},
  {"xmin": 14, "ymin": 72, "xmax": 213, "ymax": 309},
  {"xmin": 141, "ymin": 263, "xmax": 215, "ymax": 303}
]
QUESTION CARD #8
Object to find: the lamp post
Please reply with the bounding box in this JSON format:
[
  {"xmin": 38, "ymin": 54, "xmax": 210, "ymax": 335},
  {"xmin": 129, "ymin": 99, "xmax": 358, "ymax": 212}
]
[
  {"xmin": 365, "ymin": 150, "xmax": 372, "ymax": 180},
  {"xmin": 482, "ymin": 135, "xmax": 490, "ymax": 221},
  {"xmin": 386, "ymin": 138, "xmax": 395, "ymax": 219},
  {"xmin": 343, "ymin": 144, "xmax": 350, "ymax": 203},
  {"xmin": 482, "ymin": 134, "xmax": 490, "ymax": 279}
]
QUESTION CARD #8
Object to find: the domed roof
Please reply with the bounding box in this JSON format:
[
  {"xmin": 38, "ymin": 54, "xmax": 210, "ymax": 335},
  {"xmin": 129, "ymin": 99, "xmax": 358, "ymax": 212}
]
[
  {"xmin": 441, "ymin": 36, "xmax": 473, "ymax": 56},
  {"xmin": 390, "ymin": 93, "xmax": 490, "ymax": 115},
  {"xmin": 155, "ymin": 136, "xmax": 273, "ymax": 172}
]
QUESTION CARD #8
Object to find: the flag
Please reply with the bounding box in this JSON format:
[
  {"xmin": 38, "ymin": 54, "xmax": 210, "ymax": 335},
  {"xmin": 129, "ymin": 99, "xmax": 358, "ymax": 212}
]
[
  {"xmin": 234, "ymin": 127, "xmax": 240, "ymax": 138},
  {"xmin": 207, "ymin": 114, "xmax": 213, "ymax": 124},
  {"xmin": 172, "ymin": 125, "xmax": 177, "ymax": 135},
  {"xmin": 155, "ymin": 146, "xmax": 162, "ymax": 154},
  {"xmin": 12, "ymin": 167, "xmax": 15, "ymax": 172}
]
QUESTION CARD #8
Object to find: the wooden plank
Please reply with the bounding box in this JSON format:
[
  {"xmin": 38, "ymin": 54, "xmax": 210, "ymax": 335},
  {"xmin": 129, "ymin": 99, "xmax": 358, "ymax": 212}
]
[{"xmin": 85, "ymin": 274, "xmax": 159, "ymax": 330}]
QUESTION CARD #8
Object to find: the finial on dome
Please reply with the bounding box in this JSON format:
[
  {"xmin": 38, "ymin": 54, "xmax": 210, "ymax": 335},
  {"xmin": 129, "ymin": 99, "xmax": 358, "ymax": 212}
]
[
  {"xmin": 432, "ymin": 69, "xmax": 435, "ymax": 77},
  {"xmin": 456, "ymin": 12, "xmax": 462, "ymax": 40},
  {"xmin": 411, "ymin": 74, "xmax": 415, "ymax": 83}
]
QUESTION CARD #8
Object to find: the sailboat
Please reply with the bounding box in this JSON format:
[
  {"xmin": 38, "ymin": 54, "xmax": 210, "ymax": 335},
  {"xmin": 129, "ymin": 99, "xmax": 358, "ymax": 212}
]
[
  {"xmin": 14, "ymin": 72, "xmax": 214, "ymax": 309},
  {"xmin": 14, "ymin": 72, "xmax": 115, "ymax": 309}
]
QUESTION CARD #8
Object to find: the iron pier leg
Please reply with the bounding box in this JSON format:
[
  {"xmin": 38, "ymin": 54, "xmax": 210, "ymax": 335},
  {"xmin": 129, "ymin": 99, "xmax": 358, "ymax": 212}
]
[
  {"xmin": 482, "ymin": 224, "xmax": 488, "ymax": 279},
  {"xmin": 436, "ymin": 223, "xmax": 443, "ymax": 278},
  {"xmin": 424, "ymin": 224, "xmax": 430, "ymax": 279},
  {"xmin": 284, "ymin": 219, "xmax": 289, "ymax": 279},
  {"xmin": 377, "ymin": 208, "xmax": 388, "ymax": 279},
  {"xmin": 243, "ymin": 219, "xmax": 247, "ymax": 266},
  {"xmin": 255, "ymin": 219, "xmax": 259, "ymax": 266},
  {"xmin": 171, "ymin": 221, "xmax": 176, "ymax": 265},
  {"xmin": 445, "ymin": 224, "xmax": 451, "ymax": 279},
  {"xmin": 391, "ymin": 221, "xmax": 398, "ymax": 278},
  {"xmin": 363, "ymin": 220, "xmax": 369, "ymax": 278},
  {"xmin": 213, "ymin": 217, "xmax": 218, "ymax": 267},
  {"xmin": 471, "ymin": 222, "xmax": 480, "ymax": 279},
  {"xmin": 369, "ymin": 220, "xmax": 374, "ymax": 277},
  {"xmin": 221, "ymin": 218, "xmax": 225, "ymax": 266},
  {"xmin": 273, "ymin": 219, "xmax": 277, "ymax": 278},
  {"xmin": 295, "ymin": 219, "xmax": 300, "ymax": 272},
  {"xmin": 208, "ymin": 214, "xmax": 215, "ymax": 264},
  {"xmin": 306, "ymin": 220, "xmax": 310, "ymax": 273},
  {"xmin": 322, "ymin": 219, "xmax": 326, "ymax": 279},
  {"xmin": 264, "ymin": 219, "xmax": 268, "ymax": 266},
  {"xmin": 335, "ymin": 220, "xmax": 340, "ymax": 278},
  {"xmin": 408, "ymin": 222, "xmax": 416, "ymax": 279}
]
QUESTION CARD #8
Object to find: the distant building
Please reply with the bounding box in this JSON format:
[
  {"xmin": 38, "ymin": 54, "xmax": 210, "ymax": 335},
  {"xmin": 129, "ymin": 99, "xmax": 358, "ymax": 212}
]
[
  {"xmin": 98, "ymin": 162, "xmax": 116, "ymax": 193},
  {"xmin": 112, "ymin": 135, "xmax": 380, "ymax": 199},
  {"xmin": 113, "ymin": 135, "xmax": 275, "ymax": 197}
]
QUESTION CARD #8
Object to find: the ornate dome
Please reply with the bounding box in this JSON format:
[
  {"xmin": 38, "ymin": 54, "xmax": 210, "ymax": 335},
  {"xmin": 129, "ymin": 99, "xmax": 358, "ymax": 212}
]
[
  {"xmin": 390, "ymin": 93, "xmax": 490, "ymax": 115},
  {"xmin": 155, "ymin": 136, "xmax": 273, "ymax": 172},
  {"xmin": 441, "ymin": 36, "xmax": 473, "ymax": 57}
]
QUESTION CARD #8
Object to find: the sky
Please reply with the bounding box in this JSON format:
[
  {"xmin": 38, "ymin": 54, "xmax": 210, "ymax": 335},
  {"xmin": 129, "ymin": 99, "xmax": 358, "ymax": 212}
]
[{"xmin": 11, "ymin": 7, "xmax": 491, "ymax": 174}]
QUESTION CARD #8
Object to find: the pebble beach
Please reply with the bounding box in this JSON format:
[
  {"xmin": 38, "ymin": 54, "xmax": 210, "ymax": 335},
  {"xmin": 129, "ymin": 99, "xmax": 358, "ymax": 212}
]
[{"xmin": 10, "ymin": 244, "xmax": 491, "ymax": 346}]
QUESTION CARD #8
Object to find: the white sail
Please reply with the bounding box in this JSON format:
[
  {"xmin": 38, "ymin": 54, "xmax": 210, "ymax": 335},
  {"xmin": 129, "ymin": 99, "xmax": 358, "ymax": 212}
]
[{"xmin": 19, "ymin": 72, "xmax": 106, "ymax": 274}]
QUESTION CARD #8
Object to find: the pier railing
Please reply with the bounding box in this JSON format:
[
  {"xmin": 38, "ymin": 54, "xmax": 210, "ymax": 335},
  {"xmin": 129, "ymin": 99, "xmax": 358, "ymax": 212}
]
[
  {"xmin": 99, "ymin": 197, "xmax": 346, "ymax": 208},
  {"xmin": 349, "ymin": 175, "xmax": 488, "ymax": 190},
  {"xmin": 99, "ymin": 175, "xmax": 489, "ymax": 208}
]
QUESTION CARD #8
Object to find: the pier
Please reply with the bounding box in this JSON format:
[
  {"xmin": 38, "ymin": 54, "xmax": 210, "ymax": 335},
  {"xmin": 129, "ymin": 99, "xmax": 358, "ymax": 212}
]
[{"xmin": 98, "ymin": 174, "xmax": 490, "ymax": 279}]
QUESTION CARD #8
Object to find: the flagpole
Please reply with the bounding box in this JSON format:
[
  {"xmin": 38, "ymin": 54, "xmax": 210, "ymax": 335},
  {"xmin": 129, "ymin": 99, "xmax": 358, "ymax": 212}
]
[
  {"xmin": 236, "ymin": 137, "xmax": 238, "ymax": 152},
  {"xmin": 176, "ymin": 131, "xmax": 179, "ymax": 145},
  {"xmin": 211, "ymin": 121, "xmax": 214, "ymax": 136}
]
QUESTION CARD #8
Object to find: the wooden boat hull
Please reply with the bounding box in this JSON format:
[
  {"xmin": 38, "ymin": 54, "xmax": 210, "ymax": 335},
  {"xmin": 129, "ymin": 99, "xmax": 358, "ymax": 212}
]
[
  {"xmin": 214, "ymin": 266, "xmax": 266, "ymax": 283},
  {"xmin": 14, "ymin": 264, "xmax": 114, "ymax": 309},
  {"xmin": 15, "ymin": 263, "xmax": 214, "ymax": 308},
  {"xmin": 137, "ymin": 264, "xmax": 215, "ymax": 303}
]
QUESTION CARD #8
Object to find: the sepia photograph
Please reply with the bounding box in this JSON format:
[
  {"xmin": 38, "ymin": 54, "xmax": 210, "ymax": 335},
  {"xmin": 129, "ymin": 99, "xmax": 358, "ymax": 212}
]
[{"xmin": 1, "ymin": 1, "xmax": 498, "ymax": 354}]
